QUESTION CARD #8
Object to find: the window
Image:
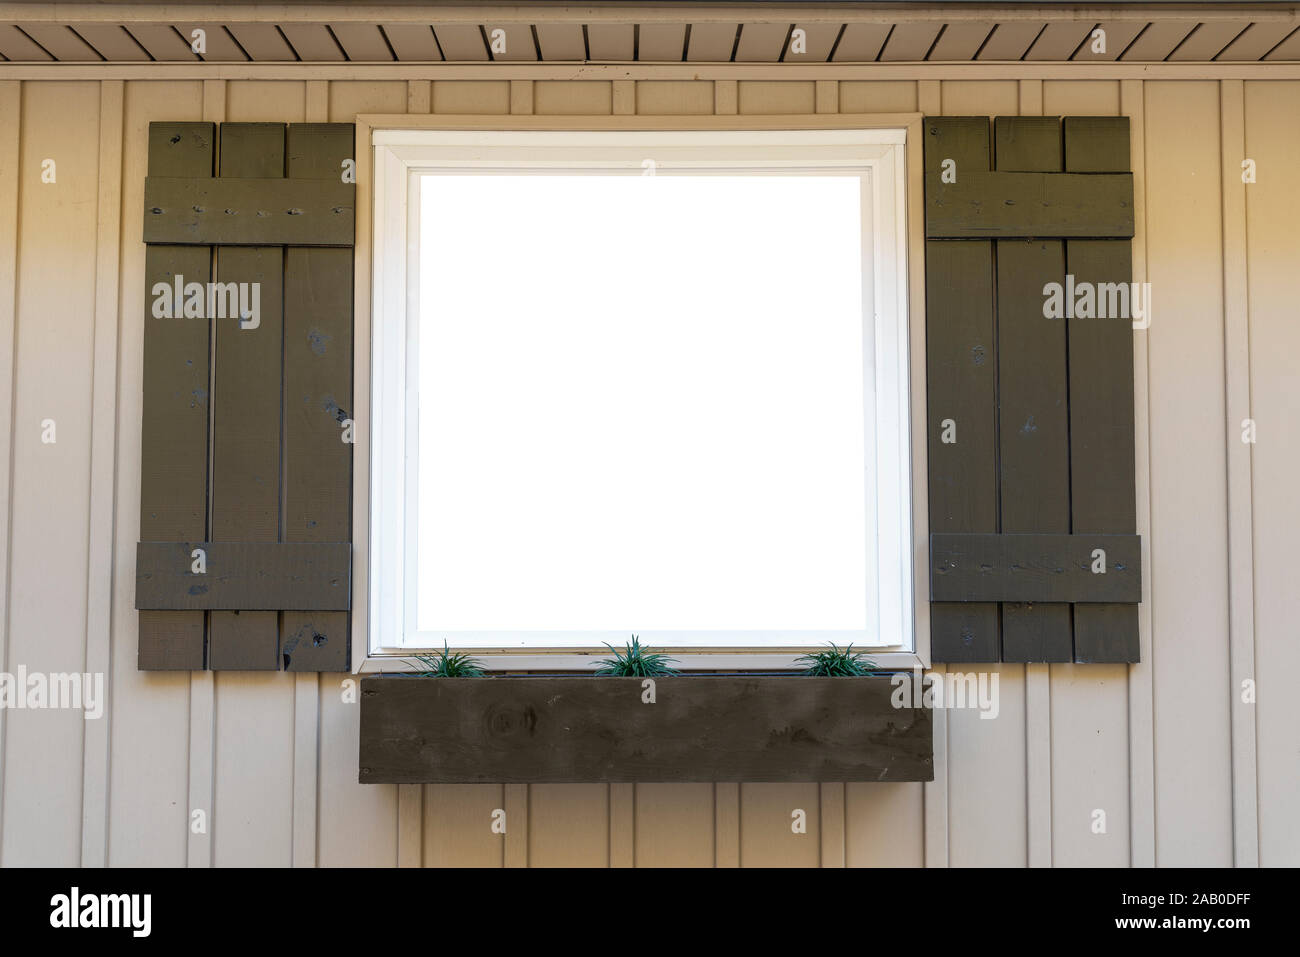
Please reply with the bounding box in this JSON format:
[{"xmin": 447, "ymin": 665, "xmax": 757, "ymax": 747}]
[{"xmin": 369, "ymin": 128, "xmax": 916, "ymax": 667}]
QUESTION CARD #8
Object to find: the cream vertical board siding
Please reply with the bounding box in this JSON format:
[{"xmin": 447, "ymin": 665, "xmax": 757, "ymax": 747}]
[
  {"xmin": 633, "ymin": 783, "xmax": 715, "ymax": 867},
  {"xmin": 422, "ymin": 783, "xmax": 504, "ymax": 867},
  {"xmin": 947, "ymin": 663, "xmax": 1028, "ymax": 866},
  {"xmin": 1243, "ymin": 80, "xmax": 1300, "ymax": 869},
  {"xmin": 1143, "ymin": 81, "xmax": 1235, "ymax": 868},
  {"xmin": 0, "ymin": 71, "xmax": 1291, "ymax": 867},
  {"xmin": 3, "ymin": 81, "xmax": 100, "ymax": 867},
  {"xmin": 529, "ymin": 784, "xmax": 610, "ymax": 866}
]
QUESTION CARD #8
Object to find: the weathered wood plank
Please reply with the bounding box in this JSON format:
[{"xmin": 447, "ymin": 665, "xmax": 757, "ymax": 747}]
[
  {"xmin": 209, "ymin": 122, "xmax": 284, "ymax": 671},
  {"xmin": 139, "ymin": 121, "xmax": 215, "ymax": 670},
  {"xmin": 924, "ymin": 117, "xmax": 999, "ymax": 662},
  {"xmin": 142, "ymin": 175, "xmax": 355, "ymax": 246},
  {"xmin": 1067, "ymin": 238, "xmax": 1139, "ymax": 661},
  {"xmin": 1065, "ymin": 116, "xmax": 1140, "ymax": 663},
  {"xmin": 926, "ymin": 242, "xmax": 999, "ymax": 661},
  {"xmin": 1064, "ymin": 115, "xmax": 1132, "ymax": 173},
  {"xmin": 283, "ymin": 123, "xmax": 354, "ymax": 672},
  {"xmin": 359, "ymin": 677, "xmax": 933, "ymax": 784},
  {"xmin": 994, "ymin": 115, "xmax": 1061, "ymax": 170},
  {"xmin": 136, "ymin": 541, "xmax": 351, "ymax": 610},
  {"xmin": 931, "ymin": 533, "xmax": 1141, "ymax": 603},
  {"xmin": 926, "ymin": 170, "xmax": 1134, "ymax": 238},
  {"xmin": 995, "ymin": 116, "xmax": 1073, "ymax": 663}
]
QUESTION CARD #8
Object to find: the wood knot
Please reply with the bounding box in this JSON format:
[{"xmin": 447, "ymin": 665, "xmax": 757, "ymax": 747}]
[{"xmin": 485, "ymin": 703, "xmax": 537, "ymax": 738}]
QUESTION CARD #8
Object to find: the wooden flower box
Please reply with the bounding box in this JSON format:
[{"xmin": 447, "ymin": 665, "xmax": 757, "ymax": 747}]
[{"xmin": 359, "ymin": 674, "xmax": 933, "ymax": 784}]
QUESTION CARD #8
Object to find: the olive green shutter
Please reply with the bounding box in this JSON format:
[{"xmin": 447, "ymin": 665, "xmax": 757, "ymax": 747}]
[
  {"xmin": 925, "ymin": 115, "xmax": 1141, "ymax": 664},
  {"xmin": 136, "ymin": 121, "xmax": 355, "ymax": 672}
]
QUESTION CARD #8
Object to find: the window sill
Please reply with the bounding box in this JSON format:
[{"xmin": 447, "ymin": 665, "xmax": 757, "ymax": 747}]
[
  {"xmin": 354, "ymin": 650, "xmax": 930, "ymax": 673},
  {"xmin": 358, "ymin": 673, "xmax": 933, "ymax": 784}
]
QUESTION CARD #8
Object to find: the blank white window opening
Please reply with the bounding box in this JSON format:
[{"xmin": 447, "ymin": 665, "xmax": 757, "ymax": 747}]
[{"xmin": 373, "ymin": 130, "xmax": 915, "ymax": 654}]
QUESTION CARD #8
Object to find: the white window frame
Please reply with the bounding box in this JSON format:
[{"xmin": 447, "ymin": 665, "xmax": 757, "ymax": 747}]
[{"xmin": 356, "ymin": 117, "xmax": 930, "ymax": 673}]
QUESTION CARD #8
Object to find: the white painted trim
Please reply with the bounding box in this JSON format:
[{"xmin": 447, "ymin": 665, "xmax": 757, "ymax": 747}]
[
  {"xmin": 363, "ymin": 125, "xmax": 920, "ymax": 669},
  {"xmin": 355, "ymin": 650, "xmax": 932, "ymax": 673},
  {"xmin": 373, "ymin": 126, "xmax": 908, "ymax": 146},
  {"xmin": 5, "ymin": 63, "xmax": 1300, "ymax": 81}
]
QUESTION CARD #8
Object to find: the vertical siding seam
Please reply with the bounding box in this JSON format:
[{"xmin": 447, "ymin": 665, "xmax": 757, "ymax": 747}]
[
  {"xmin": 81, "ymin": 77, "xmax": 124, "ymax": 868},
  {"xmin": 187, "ymin": 78, "xmax": 224, "ymax": 869},
  {"xmin": 188, "ymin": 673, "xmax": 215, "ymax": 865},
  {"xmin": 713, "ymin": 781, "xmax": 740, "ymax": 867},
  {"xmin": 305, "ymin": 79, "xmax": 328, "ymax": 122},
  {"xmin": 712, "ymin": 782, "xmax": 717, "ymax": 867},
  {"xmin": 406, "ymin": 80, "xmax": 431, "ymax": 114},
  {"xmin": 923, "ymin": 663, "xmax": 950, "ymax": 867},
  {"xmin": 1218, "ymin": 77, "xmax": 1260, "ymax": 868},
  {"xmin": 1025, "ymin": 664, "xmax": 1052, "ymax": 866},
  {"xmin": 713, "ymin": 79, "xmax": 737, "ymax": 114},
  {"xmin": 918, "ymin": 79, "xmax": 940, "ymax": 115},
  {"xmin": 510, "ymin": 79, "xmax": 533, "ymax": 115},
  {"xmin": 611, "ymin": 79, "xmax": 634, "ymax": 115},
  {"xmin": 608, "ymin": 782, "xmax": 634, "ymax": 867},
  {"xmin": 503, "ymin": 782, "xmax": 528, "ymax": 867},
  {"xmin": 814, "ymin": 79, "xmax": 837, "ymax": 114},
  {"xmin": 396, "ymin": 783, "xmax": 422, "ymax": 866},
  {"xmin": 817, "ymin": 781, "xmax": 846, "ymax": 867},
  {"xmin": 1123, "ymin": 77, "xmax": 1157, "ymax": 868},
  {"xmin": 0, "ymin": 78, "xmax": 21, "ymax": 867},
  {"xmin": 291, "ymin": 673, "xmax": 319, "ymax": 866}
]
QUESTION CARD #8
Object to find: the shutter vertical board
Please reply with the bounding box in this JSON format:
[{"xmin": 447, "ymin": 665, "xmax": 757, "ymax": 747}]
[
  {"xmin": 926, "ymin": 241, "xmax": 999, "ymax": 661},
  {"xmin": 924, "ymin": 117, "xmax": 999, "ymax": 661},
  {"xmin": 282, "ymin": 123, "xmax": 353, "ymax": 672},
  {"xmin": 139, "ymin": 122, "xmax": 214, "ymax": 670},
  {"xmin": 993, "ymin": 116, "xmax": 1073, "ymax": 663},
  {"xmin": 1065, "ymin": 117, "xmax": 1139, "ymax": 663},
  {"xmin": 207, "ymin": 123, "xmax": 286, "ymax": 670}
]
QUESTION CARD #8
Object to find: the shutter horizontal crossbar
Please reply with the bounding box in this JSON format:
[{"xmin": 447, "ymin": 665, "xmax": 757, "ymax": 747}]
[
  {"xmin": 136, "ymin": 542, "xmax": 352, "ymax": 610},
  {"xmin": 925, "ymin": 171, "xmax": 1134, "ymax": 238},
  {"xmin": 930, "ymin": 533, "xmax": 1141, "ymax": 603},
  {"xmin": 143, "ymin": 176, "xmax": 355, "ymax": 246}
]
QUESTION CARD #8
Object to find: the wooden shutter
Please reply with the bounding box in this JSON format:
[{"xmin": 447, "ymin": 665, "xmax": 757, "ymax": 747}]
[
  {"xmin": 135, "ymin": 122, "xmax": 355, "ymax": 672},
  {"xmin": 925, "ymin": 115, "xmax": 1141, "ymax": 664}
]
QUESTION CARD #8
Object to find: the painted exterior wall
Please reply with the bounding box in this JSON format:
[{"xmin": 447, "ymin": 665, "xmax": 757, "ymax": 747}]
[{"xmin": 0, "ymin": 73, "xmax": 1293, "ymax": 867}]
